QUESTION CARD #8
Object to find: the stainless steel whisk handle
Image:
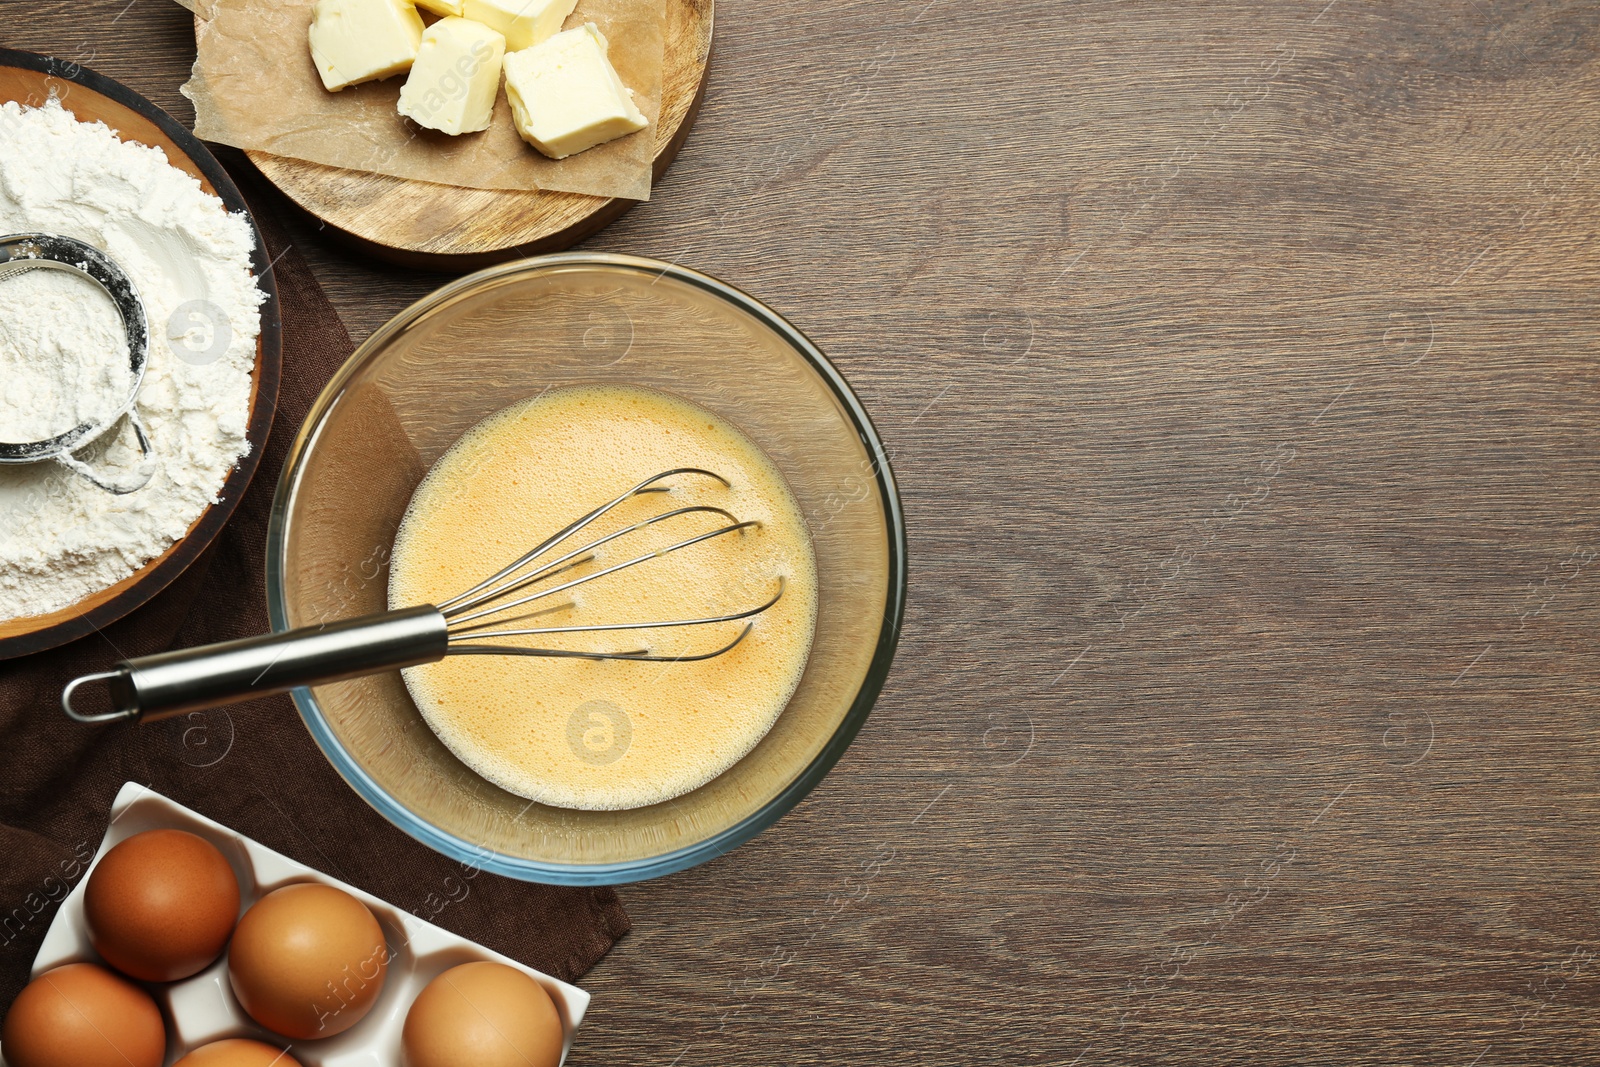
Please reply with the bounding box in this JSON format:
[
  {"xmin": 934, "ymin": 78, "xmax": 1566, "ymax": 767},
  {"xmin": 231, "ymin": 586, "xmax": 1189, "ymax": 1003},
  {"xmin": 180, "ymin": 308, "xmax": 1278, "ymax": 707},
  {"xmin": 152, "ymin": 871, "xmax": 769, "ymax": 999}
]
[{"xmin": 62, "ymin": 606, "xmax": 448, "ymax": 724}]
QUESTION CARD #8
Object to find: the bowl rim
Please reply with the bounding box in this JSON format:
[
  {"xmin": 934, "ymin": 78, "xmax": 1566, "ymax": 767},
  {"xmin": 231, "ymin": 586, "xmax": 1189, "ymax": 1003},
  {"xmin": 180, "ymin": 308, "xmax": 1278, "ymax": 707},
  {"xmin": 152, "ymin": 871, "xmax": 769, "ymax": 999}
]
[
  {"xmin": 267, "ymin": 252, "xmax": 908, "ymax": 884},
  {"xmin": 0, "ymin": 47, "xmax": 283, "ymax": 658}
]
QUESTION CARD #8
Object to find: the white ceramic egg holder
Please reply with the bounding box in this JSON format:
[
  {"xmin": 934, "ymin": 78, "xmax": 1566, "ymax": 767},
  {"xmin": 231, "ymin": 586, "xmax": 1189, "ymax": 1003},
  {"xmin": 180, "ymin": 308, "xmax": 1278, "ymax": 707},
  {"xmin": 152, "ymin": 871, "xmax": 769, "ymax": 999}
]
[{"xmin": 4, "ymin": 782, "xmax": 589, "ymax": 1067}]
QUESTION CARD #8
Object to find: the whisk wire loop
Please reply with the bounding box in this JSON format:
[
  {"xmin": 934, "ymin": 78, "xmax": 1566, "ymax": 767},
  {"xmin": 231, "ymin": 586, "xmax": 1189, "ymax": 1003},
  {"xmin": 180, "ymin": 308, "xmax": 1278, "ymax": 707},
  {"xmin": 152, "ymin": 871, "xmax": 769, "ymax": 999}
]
[
  {"xmin": 445, "ymin": 517, "xmax": 760, "ymax": 630},
  {"xmin": 437, "ymin": 468, "xmax": 729, "ymax": 614},
  {"xmin": 441, "ymin": 504, "xmax": 741, "ymax": 621},
  {"xmin": 451, "ymin": 577, "xmax": 785, "ymax": 641},
  {"xmin": 438, "ymin": 468, "xmax": 783, "ymax": 662}
]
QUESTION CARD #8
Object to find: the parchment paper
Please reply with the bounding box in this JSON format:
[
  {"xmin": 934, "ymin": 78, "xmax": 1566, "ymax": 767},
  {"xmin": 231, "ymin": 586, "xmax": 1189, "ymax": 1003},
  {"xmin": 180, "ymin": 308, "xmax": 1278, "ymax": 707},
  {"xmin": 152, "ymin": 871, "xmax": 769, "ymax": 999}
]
[{"xmin": 179, "ymin": 0, "xmax": 662, "ymax": 200}]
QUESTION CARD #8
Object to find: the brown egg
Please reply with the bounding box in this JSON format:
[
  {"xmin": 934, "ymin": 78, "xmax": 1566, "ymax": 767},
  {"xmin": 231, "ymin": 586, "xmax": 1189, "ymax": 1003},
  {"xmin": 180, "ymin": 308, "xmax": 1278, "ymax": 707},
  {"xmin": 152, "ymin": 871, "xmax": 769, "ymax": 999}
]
[
  {"xmin": 402, "ymin": 961, "xmax": 563, "ymax": 1067},
  {"xmin": 84, "ymin": 828, "xmax": 241, "ymax": 982},
  {"xmin": 173, "ymin": 1037, "xmax": 303, "ymax": 1066},
  {"xmin": 228, "ymin": 882, "xmax": 389, "ymax": 1039},
  {"xmin": 1, "ymin": 962, "xmax": 165, "ymax": 1067}
]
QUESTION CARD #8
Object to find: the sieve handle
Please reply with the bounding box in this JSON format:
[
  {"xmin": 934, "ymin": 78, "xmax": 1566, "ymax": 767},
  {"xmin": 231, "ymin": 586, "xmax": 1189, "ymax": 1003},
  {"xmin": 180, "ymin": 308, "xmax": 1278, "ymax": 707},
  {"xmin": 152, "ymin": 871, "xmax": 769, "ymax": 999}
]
[
  {"xmin": 56, "ymin": 408, "xmax": 156, "ymax": 494},
  {"xmin": 61, "ymin": 606, "xmax": 449, "ymax": 724}
]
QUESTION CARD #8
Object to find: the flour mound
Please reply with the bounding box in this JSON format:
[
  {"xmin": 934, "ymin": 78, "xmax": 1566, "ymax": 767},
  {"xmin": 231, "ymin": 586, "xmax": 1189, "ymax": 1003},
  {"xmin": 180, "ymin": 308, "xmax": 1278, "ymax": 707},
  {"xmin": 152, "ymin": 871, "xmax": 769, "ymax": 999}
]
[
  {"xmin": 0, "ymin": 99, "xmax": 266, "ymax": 621},
  {"xmin": 0, "ymin": 269, "xmax": 133, "ymax": 442}
]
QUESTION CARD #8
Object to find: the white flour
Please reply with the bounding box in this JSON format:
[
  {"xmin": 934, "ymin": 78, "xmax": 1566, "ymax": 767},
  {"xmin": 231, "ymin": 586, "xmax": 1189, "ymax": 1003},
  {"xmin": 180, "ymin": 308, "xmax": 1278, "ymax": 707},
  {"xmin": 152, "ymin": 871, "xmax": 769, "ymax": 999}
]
[
  {"xmin": 0, "ymin": 99, "xmax": 265, "ymax": 622},
  {"xmin": 0, "ymin": 269, "xmax": 132, "ymax": 442}
]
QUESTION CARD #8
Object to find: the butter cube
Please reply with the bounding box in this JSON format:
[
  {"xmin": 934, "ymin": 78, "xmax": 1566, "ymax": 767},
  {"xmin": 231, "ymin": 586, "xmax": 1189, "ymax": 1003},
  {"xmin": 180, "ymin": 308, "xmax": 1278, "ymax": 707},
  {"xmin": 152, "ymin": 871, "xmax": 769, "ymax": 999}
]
[
  {"xmin": 503, "ymin": 23, "xmax": 648, "ymax": 160},
  {"xmin": 462, "ymin": 0, "xmax": 577, "ymax": 51},
  {"xmin": 398, "ymin": 18, "xmax": 506, "ymax": 134},
  {"xmin": 308, "ymin": 0, "xmax": 425, "ymax": 92},
  {"xmin": 414, "ymin": 0, "xmax": 462, "ymax": 14}
]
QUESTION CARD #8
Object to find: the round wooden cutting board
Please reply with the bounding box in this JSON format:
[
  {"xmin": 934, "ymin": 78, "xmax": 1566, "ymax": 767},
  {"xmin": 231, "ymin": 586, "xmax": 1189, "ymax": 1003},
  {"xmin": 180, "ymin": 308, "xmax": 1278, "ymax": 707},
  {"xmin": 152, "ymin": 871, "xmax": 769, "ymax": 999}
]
[{"xmin": 245, "ymin": 0, "xmax": 713, "ymax": 271}]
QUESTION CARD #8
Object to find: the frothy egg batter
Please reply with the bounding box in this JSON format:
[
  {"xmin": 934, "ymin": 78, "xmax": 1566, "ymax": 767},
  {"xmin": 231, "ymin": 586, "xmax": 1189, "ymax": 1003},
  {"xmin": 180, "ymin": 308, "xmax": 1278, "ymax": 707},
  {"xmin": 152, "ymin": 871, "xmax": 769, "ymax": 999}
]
[{"xmin": 389, "ymin": 385, "xmax": 818, "ymax": 810}]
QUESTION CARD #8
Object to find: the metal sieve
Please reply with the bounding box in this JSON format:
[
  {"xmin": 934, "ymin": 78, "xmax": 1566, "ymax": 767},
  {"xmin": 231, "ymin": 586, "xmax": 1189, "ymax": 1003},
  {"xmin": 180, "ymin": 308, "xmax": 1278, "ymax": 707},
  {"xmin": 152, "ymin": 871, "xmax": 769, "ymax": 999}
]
[{"xmin": 0, "ymin": 231, "xmax": 154, "ymax": 493}]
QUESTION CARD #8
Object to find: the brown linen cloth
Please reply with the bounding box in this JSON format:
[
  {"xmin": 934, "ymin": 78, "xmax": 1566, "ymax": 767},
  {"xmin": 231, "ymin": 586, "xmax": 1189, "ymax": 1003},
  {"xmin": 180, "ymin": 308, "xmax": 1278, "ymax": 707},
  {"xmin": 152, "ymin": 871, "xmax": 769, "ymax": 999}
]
[{"xmin": 0, "ymin": 157, "xmax": 629, "ymax": 1009}]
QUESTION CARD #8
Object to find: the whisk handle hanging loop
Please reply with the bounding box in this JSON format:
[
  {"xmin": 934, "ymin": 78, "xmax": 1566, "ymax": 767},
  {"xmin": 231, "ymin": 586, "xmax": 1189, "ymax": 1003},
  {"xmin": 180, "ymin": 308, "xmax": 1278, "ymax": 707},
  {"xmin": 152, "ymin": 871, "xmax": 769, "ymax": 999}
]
[{"xmin": 61, "ymin": 606, "xmax": 449, "ymax": 724}]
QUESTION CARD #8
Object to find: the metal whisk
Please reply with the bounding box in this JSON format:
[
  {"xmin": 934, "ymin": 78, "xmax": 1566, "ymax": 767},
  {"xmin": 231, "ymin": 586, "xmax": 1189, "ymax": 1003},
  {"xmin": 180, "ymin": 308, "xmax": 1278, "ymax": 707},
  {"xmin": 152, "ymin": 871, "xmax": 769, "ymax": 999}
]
[{"xmin": 63, "ymin": 469, "xmax": 783, "ymax": 725}]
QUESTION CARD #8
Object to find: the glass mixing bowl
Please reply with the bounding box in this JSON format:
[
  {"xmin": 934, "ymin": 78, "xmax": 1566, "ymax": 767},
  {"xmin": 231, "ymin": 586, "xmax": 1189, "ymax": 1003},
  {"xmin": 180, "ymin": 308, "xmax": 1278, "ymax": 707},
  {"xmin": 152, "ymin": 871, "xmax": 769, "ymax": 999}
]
[{"xmin": 266, "ymin": 254, "xmax": 907, "ymax": 884}]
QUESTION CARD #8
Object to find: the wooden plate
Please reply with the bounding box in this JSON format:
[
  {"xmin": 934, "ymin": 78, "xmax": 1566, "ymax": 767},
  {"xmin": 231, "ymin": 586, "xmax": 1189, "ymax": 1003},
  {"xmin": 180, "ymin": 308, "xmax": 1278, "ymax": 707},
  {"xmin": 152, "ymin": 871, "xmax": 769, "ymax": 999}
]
[
  {"xmin": 245, "ymin": 0, "xmax": 714, "ymax": 271},
  {"xmin": 0, "ymin": 49, "xmax": 282, "ymax": 660}
]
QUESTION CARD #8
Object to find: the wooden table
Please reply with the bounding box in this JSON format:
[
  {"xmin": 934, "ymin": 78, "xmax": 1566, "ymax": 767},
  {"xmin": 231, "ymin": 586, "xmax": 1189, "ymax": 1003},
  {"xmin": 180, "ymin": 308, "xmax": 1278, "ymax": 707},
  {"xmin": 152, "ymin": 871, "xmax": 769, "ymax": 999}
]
[{"xmin": 11, "ymin": 1, "xmax": 1600, "ymax": 1062}]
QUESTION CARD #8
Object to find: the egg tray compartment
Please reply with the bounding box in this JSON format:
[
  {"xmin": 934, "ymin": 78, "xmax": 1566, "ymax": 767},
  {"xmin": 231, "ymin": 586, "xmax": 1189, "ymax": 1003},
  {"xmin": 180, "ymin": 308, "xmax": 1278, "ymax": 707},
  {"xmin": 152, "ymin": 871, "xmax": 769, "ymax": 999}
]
[{"xmin": 2, "ymin": 782, "xmax": 590, "ymax": 1067}]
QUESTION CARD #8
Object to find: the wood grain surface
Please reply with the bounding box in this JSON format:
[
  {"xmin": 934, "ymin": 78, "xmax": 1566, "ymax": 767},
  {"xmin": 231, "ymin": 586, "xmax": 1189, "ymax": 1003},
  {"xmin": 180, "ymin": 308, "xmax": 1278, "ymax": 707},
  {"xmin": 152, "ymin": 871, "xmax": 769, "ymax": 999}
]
[
  {"xmin": 7, "ymin": 1, "xmax": 1600, "ymax": 1064},
  {"xmin": 245, "ymin": 0, "xmax": 714, "ymax": 268}
]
